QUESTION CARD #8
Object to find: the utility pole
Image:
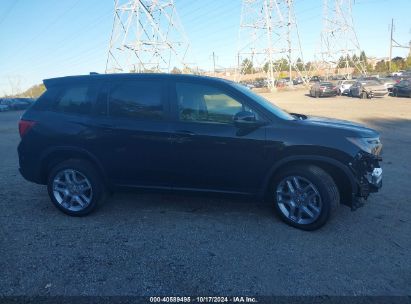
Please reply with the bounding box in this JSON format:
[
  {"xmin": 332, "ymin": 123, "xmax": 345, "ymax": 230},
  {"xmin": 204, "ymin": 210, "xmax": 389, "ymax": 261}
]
[
  {"xmin": 389, "ymin": 18, "xmax": 393, "ymax": 72},
  {"xmin": 212, "ymin": 52, "xmax": 216, "ymax": 76},
  {"xmin": 106, "ymin": 0, "xmax": 192, "ymax": 73}
]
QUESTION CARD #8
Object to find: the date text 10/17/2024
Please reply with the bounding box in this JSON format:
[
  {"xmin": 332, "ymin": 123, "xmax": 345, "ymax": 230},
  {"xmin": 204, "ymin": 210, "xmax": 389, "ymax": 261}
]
[{"xmin": 149, "ymin": 296, "xmax": 258, "ymax": 303}]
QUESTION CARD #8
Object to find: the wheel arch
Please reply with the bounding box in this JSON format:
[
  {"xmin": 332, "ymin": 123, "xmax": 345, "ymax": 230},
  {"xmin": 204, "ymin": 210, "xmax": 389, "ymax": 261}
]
[
  {"xmin": 262, "ymin": 155, "xmax": 357, "ymax": 207},
  {"xmin": 40, "ymin": 147, "xmax": 108, "ymax": 186}
]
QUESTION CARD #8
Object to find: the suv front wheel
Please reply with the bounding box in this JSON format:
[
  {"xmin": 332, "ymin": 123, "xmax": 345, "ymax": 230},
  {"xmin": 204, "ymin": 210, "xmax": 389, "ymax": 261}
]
[
  {"xmin": 47, "ymin": 159, "xmax": 106, "ymax": 216},
  {"xmin": 272, "ymin": 165, "xmax": 340, "ymax": 230}
]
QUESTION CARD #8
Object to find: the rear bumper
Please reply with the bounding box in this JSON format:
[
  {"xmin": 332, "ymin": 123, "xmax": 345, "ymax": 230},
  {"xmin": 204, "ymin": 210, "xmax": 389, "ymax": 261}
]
[{"xmin": 18, "ymin": 143, "xmax": 45, "ymax": 184}]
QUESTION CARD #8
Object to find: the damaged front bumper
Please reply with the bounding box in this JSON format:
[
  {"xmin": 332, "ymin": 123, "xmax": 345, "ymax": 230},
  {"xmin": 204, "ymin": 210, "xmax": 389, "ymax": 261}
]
[{"xmin": 350, "ymin": 152, "xmax": 383, "ymax": 210}]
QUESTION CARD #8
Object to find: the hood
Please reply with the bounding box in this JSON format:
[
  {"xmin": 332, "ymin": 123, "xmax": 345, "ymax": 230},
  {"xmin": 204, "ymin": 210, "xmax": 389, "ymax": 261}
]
[
  {"xmin": 292, "ymin": 114, "xmax": 379, "ymax": 138},
  {"xmin": 363, "ymin": 84, "xmax": 387, "ymax": 90}
]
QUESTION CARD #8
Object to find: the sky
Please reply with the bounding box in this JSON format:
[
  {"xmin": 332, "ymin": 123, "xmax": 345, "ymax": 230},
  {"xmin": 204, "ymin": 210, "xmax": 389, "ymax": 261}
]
[{"xmin": 0, "ymin": 0, "xmax": 410, "ymax": 95}]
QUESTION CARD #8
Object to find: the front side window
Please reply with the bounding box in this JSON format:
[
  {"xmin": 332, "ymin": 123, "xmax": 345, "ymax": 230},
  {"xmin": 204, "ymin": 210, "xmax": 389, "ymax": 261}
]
[
  {"xmin": 109, "ymin": 81, "xmax": 163, "ymax": 120},
  {"xmin": 176, "ymin": 83, "xmax": 254, "ymax": 124},
  {"xmin": 55, "ymin": 85, "xmax": 91, "ymax": 114}
]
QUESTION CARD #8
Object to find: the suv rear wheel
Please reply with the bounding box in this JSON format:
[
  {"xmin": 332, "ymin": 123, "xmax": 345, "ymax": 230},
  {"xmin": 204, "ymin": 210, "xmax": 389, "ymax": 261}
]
[
  {"xmin": 271, "ymin": 165, "xmax": 340, "ymax": 230},
  {"xmin": 47, "ymin": 159, "xmax": 106, "ymax": 216}
]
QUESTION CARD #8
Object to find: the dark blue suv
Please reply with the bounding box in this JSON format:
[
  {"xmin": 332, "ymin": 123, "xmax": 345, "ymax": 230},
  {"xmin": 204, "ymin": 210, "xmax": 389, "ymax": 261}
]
[{"xmin": 18, "ymin": 73, "xmax": 383, "ymax": 230}]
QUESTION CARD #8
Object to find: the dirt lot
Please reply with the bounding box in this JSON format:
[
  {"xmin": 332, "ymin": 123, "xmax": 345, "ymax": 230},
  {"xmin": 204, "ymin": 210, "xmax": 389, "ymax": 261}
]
[{"xmin": 0, "ymin": 92, "xmax": 410, "ymax": 296}]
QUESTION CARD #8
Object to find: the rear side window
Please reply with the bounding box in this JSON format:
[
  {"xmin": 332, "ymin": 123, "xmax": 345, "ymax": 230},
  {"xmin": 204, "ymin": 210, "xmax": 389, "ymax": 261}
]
[
  {"xmin": 54, "ymin": 85, "xmax": 91, "ymax": 115},
  {"xmin": 108, "ymin": 81, "xmax": 163, "ymax": 120},
  {"xmin": 32, "ymin": 86, "xmax": 60, "ymax": 110}
]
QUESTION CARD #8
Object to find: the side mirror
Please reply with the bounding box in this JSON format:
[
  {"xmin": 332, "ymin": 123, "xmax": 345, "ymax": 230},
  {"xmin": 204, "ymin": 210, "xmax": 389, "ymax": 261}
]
[{"xmin": 233, "ymin": 111, "xmax": 260, "ymax": 128}]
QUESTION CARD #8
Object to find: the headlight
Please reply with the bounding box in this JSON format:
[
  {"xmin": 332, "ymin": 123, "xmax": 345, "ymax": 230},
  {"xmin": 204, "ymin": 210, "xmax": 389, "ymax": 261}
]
[{"xmin": 347, "ymin": 137, "xmax": 380, "ymax": 154}]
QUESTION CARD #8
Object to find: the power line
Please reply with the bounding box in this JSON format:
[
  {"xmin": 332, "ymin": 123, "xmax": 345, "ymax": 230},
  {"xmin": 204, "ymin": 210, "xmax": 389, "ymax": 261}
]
[{"xmin": 0, "ymin": 0, "xmax": 19, "ymax": 26}]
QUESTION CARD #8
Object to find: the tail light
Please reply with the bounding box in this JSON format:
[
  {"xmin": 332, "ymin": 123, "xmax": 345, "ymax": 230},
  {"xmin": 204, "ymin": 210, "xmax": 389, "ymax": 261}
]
[
  {"xmin": 319, "ymin": 86, "xmax": 326, "ymax": 90},
  {"xmin": 18, "ymin": 119, "xmax": 36, "ymax": 138}
]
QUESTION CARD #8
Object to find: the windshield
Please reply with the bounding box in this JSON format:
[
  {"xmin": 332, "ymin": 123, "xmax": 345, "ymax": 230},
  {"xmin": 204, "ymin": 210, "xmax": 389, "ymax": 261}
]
[{"xmin": 232, "ymin": 83, "xmax": 295, "ymax": 120}]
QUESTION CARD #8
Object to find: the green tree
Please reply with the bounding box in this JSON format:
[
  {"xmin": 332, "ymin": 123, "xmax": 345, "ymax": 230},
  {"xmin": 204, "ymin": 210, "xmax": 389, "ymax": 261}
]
[
  {"xmin": 337, "ymin": 56, "xmax": 347, "ymax": 68},
  {"xmin": 274, "ymin": 58, "xmax": 289, "ymax": 72},
  {"xmin": 295, "ymin": 57, "xmax": 304, "ymax": 71},
  {"xmin": 263, "ymin": 61, "xmax": 272, "ymax": 73},
  {"xmin": 241, "ymin": 58, "xmax": 254, "ymax": 74},
  {"xmin": 392, "ymin": 56, "xmax": 405, "ymax": 70},
  {"xmin": 351, "ymin": 54, "xmax": 359, "ymax": 68},
  {"xmin": 359, "ymin": 51, "xmax": 367, "ymax": 65},
  {"xmin": 405, "ymin": 55, "xmax": 411, "ymax": 69},
  {"xmin": 374, "ymin": 60, "xmax": 389, "ymax": 73}
]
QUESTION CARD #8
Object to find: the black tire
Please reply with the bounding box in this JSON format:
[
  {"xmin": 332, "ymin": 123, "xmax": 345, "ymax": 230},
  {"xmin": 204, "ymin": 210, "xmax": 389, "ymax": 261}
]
[
  {"xmin": 315, "ymin": 91, "xmax": 320, "ymax": 98},
  {"xmin": 392, "ymin": 89, "xmax": 397, "ymax": 97},
  {"xmin": 337, "ymin": 90, "xmax": 342, "ymax": 96},
  {"xmin": 271, "ymin": 165, "xmax": 340, "ymax": 231},
  {"xmin": 360, "ymin": 91, "xmax": 367, "ymax": 99},
  {"xmin": 47, "ymin": 159, "xmax": 106, "ymax": 216}
]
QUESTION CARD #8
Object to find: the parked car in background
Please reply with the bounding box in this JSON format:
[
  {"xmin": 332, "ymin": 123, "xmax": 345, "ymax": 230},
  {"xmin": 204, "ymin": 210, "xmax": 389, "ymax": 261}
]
[
  {"xmin": 277, "ymin": 77, "xmax": 292, "ymax": 87},
  {"xmin": 239, "ymin": 81, "xmax": 255, "ymax": 90},
  {"xmin": 293, "ymin": 77, "xmax": 304, "ymax": 85},
  {"xmin": 377, "ymin": 77, "xmax": 396, "ymax": 92},
  {"xmin": 392, "ymin": 79, "xmax": 411, "ymax": 98},
  {"xmin": 309, "ymin": 82, "xmax": 338, "ymax": 98},
  {"xmin": 391, "ymin": 70, "xmax": 405, "ymax": 77},
  {"xmin": 0, "ymin": 104, "xmax": 9, "ymax": 112},
  {"xmin": 309, "ymin": 76, "xmax": 321, "ymax": 83},
  {"xmin": 0, "ymin": 98, "xmax": 35, "ymax": 111},
  {"xmin": 18, "ymin": 73, "xmax": 383, "ymax": 230},
  {"xmin": 349, "ymin": 80, "xmax": 388, "ymax": 99},
  {"xmin": 337, "ymin": 80, "xmax": 356, "ymax": 95}
]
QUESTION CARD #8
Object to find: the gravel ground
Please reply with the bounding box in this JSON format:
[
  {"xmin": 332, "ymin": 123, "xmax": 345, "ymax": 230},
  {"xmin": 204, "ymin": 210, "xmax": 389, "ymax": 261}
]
[{"xmin": 0, "ymin": 92, "xmax": 410, "ymax": 296}]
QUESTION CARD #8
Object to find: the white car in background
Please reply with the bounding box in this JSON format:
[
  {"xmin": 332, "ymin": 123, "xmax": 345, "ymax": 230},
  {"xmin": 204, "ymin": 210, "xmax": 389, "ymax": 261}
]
[
  {"xmin": 378, "ymin": 77, "xmax": 397, "ymax": 92},
  {"xmin": 337, "ymin": 80, "xmax": 356, "ymax": 95}
]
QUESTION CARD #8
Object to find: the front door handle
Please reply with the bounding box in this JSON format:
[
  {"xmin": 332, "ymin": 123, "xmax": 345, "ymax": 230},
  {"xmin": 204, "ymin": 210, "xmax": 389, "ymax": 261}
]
[
  {"xmin": 175, "ymin": 130, "xmax": 196, "ymax": 136},
  {"xmin": 171, "ymin": 130, "xmax": 196, "ymax": 144}
]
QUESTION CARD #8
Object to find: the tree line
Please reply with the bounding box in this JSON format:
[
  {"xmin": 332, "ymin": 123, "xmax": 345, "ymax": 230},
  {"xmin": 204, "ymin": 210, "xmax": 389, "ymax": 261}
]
[{"xmin": 240, "ymin": 51, "xmax": 411, "ymax": 75}]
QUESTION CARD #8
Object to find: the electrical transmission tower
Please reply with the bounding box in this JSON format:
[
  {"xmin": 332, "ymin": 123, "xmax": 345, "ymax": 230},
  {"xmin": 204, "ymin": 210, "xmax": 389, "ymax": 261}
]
[
  {"xmin": 316, "ymin": 0, "xmax": 366, "ymax": 79},
  {"xmin": 237, "ymin": 0, "xmax": 307, "ymax": 89},
  {"xmin": 105, "ymin": 0, "xmax": 191, "ymax": 74}
]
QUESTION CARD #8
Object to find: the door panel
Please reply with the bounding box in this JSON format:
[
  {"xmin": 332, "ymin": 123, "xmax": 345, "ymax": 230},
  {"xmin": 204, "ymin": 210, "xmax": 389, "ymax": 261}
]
[
  {"xmin": 87, "ymin": 79, "xmax": 173, "ymax": 187},
  {"xmin": 168, "ymin": 81, "xmax": 269, "ymax": 194}
]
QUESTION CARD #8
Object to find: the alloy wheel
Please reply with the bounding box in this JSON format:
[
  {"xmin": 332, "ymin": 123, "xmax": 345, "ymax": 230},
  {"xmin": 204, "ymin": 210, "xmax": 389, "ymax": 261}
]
[
  {"xmin": 276, "ymin": 176, "xmax": 323, "ymax": 225},
  {"xmin": 52, "ymin": 169, "xmax": 93, "ymax": 212}
]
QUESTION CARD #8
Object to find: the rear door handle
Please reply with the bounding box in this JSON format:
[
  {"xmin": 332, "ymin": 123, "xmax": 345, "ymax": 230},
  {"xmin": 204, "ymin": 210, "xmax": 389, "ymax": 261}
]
[
  {"xmin": 175, "ymin": 130, "xmax": 196, "ymax": 136},
  {"xmin": 171, "ymin": 130, "xmax": 196, "ymax": 143}
]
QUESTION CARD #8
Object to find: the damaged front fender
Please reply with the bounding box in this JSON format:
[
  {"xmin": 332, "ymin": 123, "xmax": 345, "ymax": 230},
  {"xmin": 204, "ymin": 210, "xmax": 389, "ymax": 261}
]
[{"xmin": 348, "ymin": 152, "xmax": 383, "ymax": 210}]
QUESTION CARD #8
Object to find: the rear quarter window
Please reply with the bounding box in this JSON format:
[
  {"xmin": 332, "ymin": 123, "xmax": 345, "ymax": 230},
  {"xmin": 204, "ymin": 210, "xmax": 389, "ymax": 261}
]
[
  {"xmin": 54, "ymin": 85, "xmax": 90, "ymax": 115},
  {"xmin": 31, "ymin": 86, "xmax": 60, "ymax": 110}
]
